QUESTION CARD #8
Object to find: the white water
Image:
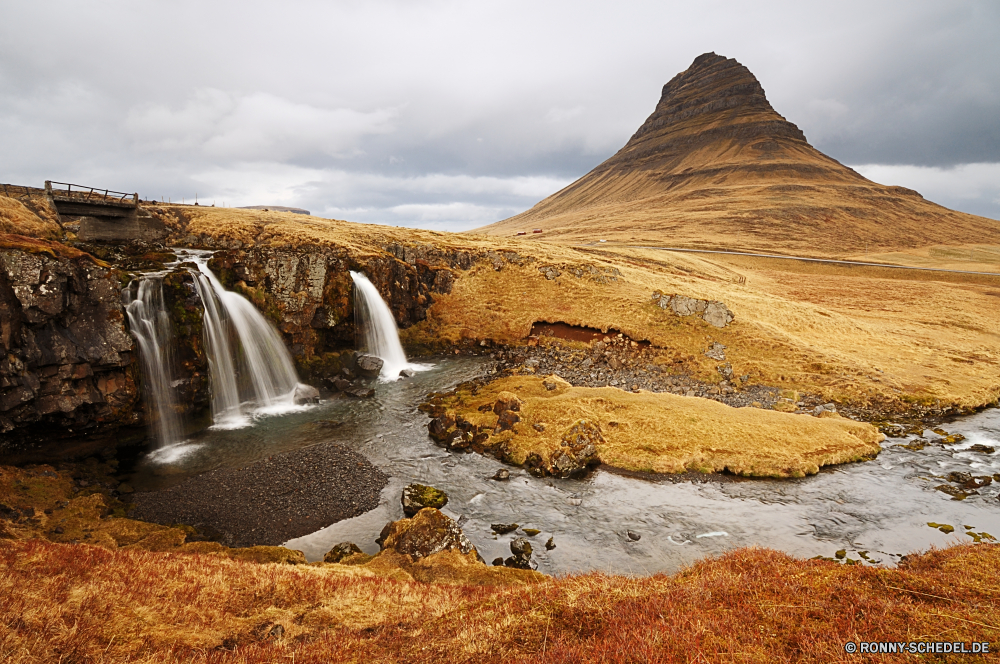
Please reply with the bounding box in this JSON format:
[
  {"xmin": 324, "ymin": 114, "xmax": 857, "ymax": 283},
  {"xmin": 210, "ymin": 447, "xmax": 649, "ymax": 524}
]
[
  {"xmin": 350, "ymin": 271, "xmax": 429, "ymax": 381},
  {"xmin": 185, "ymin": 251, "xmax": 303, "ymax": 427},
  {"xmin": 123, "ymin": 277, "xmax": 185, "ymax": 446}
]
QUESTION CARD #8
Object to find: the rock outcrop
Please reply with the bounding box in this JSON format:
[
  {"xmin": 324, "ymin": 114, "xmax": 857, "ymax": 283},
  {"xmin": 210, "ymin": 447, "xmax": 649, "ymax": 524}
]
[
  {"xmin": 377, "ymin": 508, "xmax": 476, "ymax": 560},
  {"xmin": 0, "ymin": 239, "xmax": 140, "ymax": 452}
]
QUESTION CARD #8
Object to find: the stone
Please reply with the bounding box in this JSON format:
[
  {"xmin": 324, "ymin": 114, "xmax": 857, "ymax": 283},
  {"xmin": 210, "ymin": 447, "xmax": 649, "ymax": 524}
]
[
  {"xmin": 627, "ymin": 530, "xmax": 641, "ymax": 541},
  {"xmin": 532, "ymin": 423, "xmax": 546, "ymax": 432},
  {"xmin": 492, "ymin": 557, "xmax": 504, "ymax": 566},
  {"xmin": 670, "ymin": 296, "xmax": 704, "ymax": 316},
  {"xmin": 492, "ymin": 392, "xmax": 522, "ymax": 414},
  {"xmin": 323, "ymin": 541, "xmax": 363, "ymax": 563},
  {"xmin": 947, "ymin": 471, "xmax": 973, "ymax": 485},
  {"xmin": 935, "ymin": 484, "xmax": 977, "ymax": 500},
  {"xmin": 378, "ymin": 508, "xmax": 475, "ymax": 560},
  {"xmin": 705, "ymin": 342, "xmax": 727, "ymax": 361},
  {"xmin": 491, "ymin": 523, "xmax": 519, "ymax": 535},
  {"xmin": 332, "ymin": 377, "xmax": 351, "ymax": 391},
  {"xmin": 491, "ymin": 468, "xmax": 510, "ymax": 481},
  {"xmin": 399, "ymin": 368, "xmax": 416, "ymax": 378},
  {"xmin": 548, "ymin": 419, "xmax": 603, "ymax": 478},
  {"xmin": 969, "ymin": 444, "xmax": 995, "ymax": 454},
  {"xmin": 401, "ymin": 483, "xmax": 449, "ymax": 517},
  {"xmin": 702, "ymin": 301, "xmax": 735, "ymax": 328},
  {"xmin": 717, "ymin": 363, "xmax": 733, "ymax": 381},
  {"xmin": 545, "ymin": 537, "xmax": 556, "ymax": 550},
  {"xmin": 504, "ymin": 537, "xmax": 534, "ymax": 570},
  {"xmin": 344, "ymin": 386, "xmax": 375, "ymax": 398},
  {"xmin": 355, "ymin": 354, "xmax": 384, "ymax": 378},
  {"xmin": 495, "ymin": 410, "xmax": 520, "ymax": 433},
  {"xmin": 522, "ymin": 528, "xmax": 541, "ymax": 536},
  {"xmin": 293, "ymin": 384, "xmax": 320, "ymax": 404}
]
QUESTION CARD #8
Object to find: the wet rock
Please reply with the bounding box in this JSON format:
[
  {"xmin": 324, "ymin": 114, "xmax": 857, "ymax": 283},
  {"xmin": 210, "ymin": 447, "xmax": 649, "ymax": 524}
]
[
  {"xmin": 968, "ymin": 444, "xmax": 995, "ymax": 454},
  {"xmin": 491, "ymin": 523, "xmax": 519, "ymax": 535},
  {"xmin": 293, "ymin": 384, "xmax": 320, "ymax": 404},
  {"xmin": 378, "ymin": 508, "xmax": 475, "ymax": 560},
  {"xmin": 504, "ymin": 537, "xmax": 533, "ymax": 569},
  {"xmin": 545, "ymin": 537, "xmax": 556, "ymax": 550},
  {"xmin": 401, "ymin": 483, "xmax": 449, "ymax": 517},
  {"xmin": 549, "ymin": 419, "xmax": 603, "ymax": 478},
  {"xmin": 627, "ymin": 530, "xmax": 641, "ymax": 541},
  {"xmin": 344, "ymin": 386, "xmax": 375, "ymax": 398},
  {"xmin": 522, "ymin": 528, "xmax": 541, "ymax": 537},
  {"xmin": 399, "ymin": 368, "xmax": 416, "ymax": 378},
  {"xmin": 355, "ymin": 354, "xmax": 384, "ymax": 378},
  {"xmin": 323, "ymin": 541, "xmax": 363, "ymax": 563},
  {"xmin": 491, "ymin": 468, "xmax": 510, "ymax": 481},
  {"xmin": 492, "ymin": 557, "xmax": 504, "ymax": 566},
  {"xmin": 329, "ymin": 377, "xmax": 351, "ymax": 391},
  {"xmin": 946, "ymin": 471, "xmax": 973, "ymax": 485},
  {"xmin": 935, "ymin": 484, "xmax": 978, "ymax": 500}
]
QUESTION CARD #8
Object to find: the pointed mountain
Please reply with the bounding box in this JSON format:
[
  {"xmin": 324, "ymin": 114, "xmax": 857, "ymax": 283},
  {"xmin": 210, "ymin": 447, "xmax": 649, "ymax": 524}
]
[{"xmin": 477, "ymin": 53, "xmax": 999, "ymax": 256}]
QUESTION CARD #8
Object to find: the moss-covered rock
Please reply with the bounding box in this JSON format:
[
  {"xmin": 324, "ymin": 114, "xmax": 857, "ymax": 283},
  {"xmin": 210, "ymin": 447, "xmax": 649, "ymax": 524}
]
[{"xmin": 401, "ymin": 483, "xmax": 449, "ymax": 517}]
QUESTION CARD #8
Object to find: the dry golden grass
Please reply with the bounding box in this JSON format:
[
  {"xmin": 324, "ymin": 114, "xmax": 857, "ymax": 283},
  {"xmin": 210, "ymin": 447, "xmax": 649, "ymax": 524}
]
[
  {"xmin": 2, "ymin": 536, "xmax": 998, "ymax": 663},
  {"xmin": 435, "ymin": 375, "xmax": 881, "ymax": 476},
  {"xmin": 0, "ymin": 195, "xmax": 61, "ymax": 239}
]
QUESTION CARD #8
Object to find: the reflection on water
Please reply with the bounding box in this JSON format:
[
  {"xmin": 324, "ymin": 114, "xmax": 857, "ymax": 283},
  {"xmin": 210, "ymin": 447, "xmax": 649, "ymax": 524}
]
[{"xmin": 127, "ymin": 357, "xmax": 1000, "ymax": 575}]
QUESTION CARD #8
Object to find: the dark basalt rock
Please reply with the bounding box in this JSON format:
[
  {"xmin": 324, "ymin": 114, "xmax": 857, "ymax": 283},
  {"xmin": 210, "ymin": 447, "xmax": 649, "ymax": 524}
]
[
  {"xmin": 491, "ymin": 523, "xmax": 518, "ymax": 535},
  {"xmin": 323, "ymin": 541, "xmax": 363, "ymax": 563},
  {"xmin": 401, "ymin": 483, "xmax": 449, "ymax": 517},
  {"xmin": 0, "ymin": 246, "xmax": 140, "ymax": 452},
  {"xmin": 355, "ymin": 354, "xmax": 384, "ymax": 378},
  {"xmin": 504, "ymin": 537, "xmax": 534, "ymax": 570},
  {"xmin": 378, "ymin": 507, "xmax": 475, "ymax": 560}
]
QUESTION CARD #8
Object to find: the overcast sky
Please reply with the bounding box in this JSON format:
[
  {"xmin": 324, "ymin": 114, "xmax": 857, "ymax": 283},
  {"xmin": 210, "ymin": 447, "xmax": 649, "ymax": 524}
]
[{"xmin": 1, "ymin": 0, "xmax": 998, "ymax": 230}]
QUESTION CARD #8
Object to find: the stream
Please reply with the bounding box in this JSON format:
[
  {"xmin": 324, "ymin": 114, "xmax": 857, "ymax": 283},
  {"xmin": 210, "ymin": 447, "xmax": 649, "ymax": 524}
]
[{"xmin": 126, "ymin": 357, "xmax": 1000, "ymax": 574}]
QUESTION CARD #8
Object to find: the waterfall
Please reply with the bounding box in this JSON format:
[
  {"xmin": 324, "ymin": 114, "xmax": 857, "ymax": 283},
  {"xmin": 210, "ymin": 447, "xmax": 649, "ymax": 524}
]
[
  {"xmin": 123, "ymin": 277, "xmax": 185, "ymax": 447},
  {"xmin": 350, "ymin": 271, "xmax": 428, "ymax": 380},
  {"xmin": 125, "ymin": 249, "xmax": 307, "ymax": 450},
  {"xmin": 186, "ymin": 252, "xmax": 301, "ymax": 426}
]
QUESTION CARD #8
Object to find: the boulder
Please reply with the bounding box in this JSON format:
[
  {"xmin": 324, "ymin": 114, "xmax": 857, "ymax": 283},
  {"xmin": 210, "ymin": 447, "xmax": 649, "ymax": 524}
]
[
  {"xmin": 492, "ymin": 392, "xmax": 522, "ymax": 414},
  {"xmin": 491, "ymin": 523, "xmax": 518, "ymax": 535},
  {"xmin": 504, "ymin": 537, "xmax": 534, "ymax": 569},
  {"xmin": 491, "ymin": 468, "xmax": 510, "ymax": 481},
  {"xmin": 323, "ymin": 541, "xmax": 363, "ymax": 563},
  {"xmin": 344, "ymin": 386, "xmax": 375, "ymax": 398},
  {"xmin": 549, "ymin": 419, "xmax": 603, "ymax": 478},
  {"xmin": 399, "ymin": 368, "xmax": 416, "ymax": 378},
  {"xmin": 705, "ymin": 342, "xmax": 727, "ymax": 361},
  {"xmin": 355, "ymin": 354, "xmax": 384, "ymax": 378},
  {"xmin": 401, "ymin": 483, "xmax": 449, "ymax": 517},
  {"xmin": 378, "ymin": 507, "xmax": 475, "ymax": 560},
  {"xmin": 671, "ymin": 296, "xmax": 705, "ymax": 316},
  {"xmin": 703, "ymin": 301, "xmax": 735, "ymax": 328},
  {"xmin": 293, "ymin": 384, "xmax": 320, "ymax": 404},
  {"xmin": 495, "ymin": 410, "xmax": 521, "ymax": 433}
]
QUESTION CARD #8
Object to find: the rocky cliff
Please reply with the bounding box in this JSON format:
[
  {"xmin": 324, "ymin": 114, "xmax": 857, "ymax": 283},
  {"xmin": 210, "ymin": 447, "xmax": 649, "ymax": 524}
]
[
  {"xmin": 0, "ymin": 236, "xmax": 140, "ymax": 455},
  {"xmin": 479, "ymin": 53, "xmax": 1000, "ymax": 256}
]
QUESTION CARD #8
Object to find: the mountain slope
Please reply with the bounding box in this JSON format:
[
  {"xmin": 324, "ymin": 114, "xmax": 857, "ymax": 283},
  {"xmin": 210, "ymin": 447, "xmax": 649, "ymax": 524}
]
[{"xmin": 477, "ymin": 53, "xmax": 1000, "ymax": 257}]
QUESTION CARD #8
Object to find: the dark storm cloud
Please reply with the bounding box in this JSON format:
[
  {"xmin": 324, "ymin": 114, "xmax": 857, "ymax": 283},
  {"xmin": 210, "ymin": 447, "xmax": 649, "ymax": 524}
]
[{"xmin": 1, "ymin": 0, "xmax": 997, "ymax": 228}]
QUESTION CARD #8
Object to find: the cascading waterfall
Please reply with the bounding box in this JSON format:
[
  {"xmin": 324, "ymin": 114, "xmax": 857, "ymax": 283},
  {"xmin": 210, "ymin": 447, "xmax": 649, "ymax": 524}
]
[
  {"xmin": 123, "ymin": 277, "xmax": 185, "ymax": 447},
  {"xmin": 125, "ymin": 249, "xmax": 308, "ymax": 450},
  {"xmin": 350, "ymin": 270, "xmax": 428, "ymax": 380},
  {"xmin": 186, "ymin": 252, "xmax": 302, "ymax": 427}
]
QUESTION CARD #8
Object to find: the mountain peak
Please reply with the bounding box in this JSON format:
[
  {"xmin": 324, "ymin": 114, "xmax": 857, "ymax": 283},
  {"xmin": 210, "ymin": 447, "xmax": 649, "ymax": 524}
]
[
  {"xmin": 476, "ymin": 53, "xmax": 1000, "ymax": 257},
  {"xmin": 609, "ymin": 53, "xmax": 807, "ymax": 172}
]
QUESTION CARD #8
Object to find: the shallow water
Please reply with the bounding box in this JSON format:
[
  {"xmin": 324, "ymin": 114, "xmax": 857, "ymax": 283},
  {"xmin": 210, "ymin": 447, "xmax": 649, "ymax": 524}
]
[{"xmin": 128, "ymin": 357, "xmax": 1000, "ymax": 574}]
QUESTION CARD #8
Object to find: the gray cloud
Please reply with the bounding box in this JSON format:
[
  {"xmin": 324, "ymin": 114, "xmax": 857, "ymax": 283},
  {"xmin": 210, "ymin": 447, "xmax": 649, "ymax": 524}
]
[{"xmin": 1, "ymin": 0, "xmax": 997, "ymax": 228}]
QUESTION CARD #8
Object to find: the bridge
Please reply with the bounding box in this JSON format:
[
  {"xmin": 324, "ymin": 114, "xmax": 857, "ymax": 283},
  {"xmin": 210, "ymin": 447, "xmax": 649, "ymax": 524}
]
[{"xmin": 44, "ymin": 181, "xmax": 165, "ymax": 242}]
